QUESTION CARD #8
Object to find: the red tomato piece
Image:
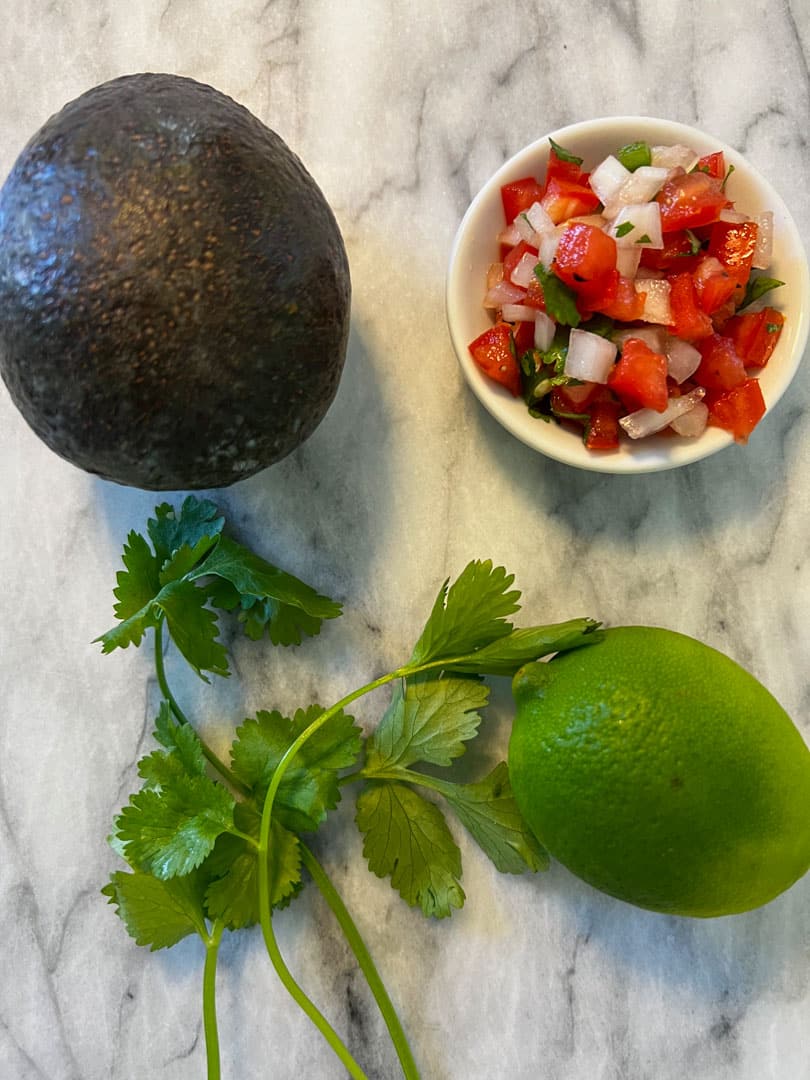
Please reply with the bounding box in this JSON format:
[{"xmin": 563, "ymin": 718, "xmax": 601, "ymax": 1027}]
[
  {"xmin": 577, "ymin": 270, "xmax": 620, "ymax": 314},
  {"xmin": 608, "ymin": 338, "xmax": 669, "ymax": 413},
  {"xmin": 468, "ymin": 322, "xmax": 522, "ymax": 396},
  {"xmin": 667, "ymin": 272, "xmax": 714, "ymax": 340},
  {"xmin": 584, "ymin": 399, "xmax": 623, "ymax": 450},
  {"xmin": 591, "ymin": 274, "xmax": 646, "ymax": 320},
  {"xmin": 503, "ymin": 240, "xmax": 538, "ymax": 284},
  {"xmin": 500, "ymin": 177, "xmax": 545, "ymax": 224},
  {"xmin": 656, "ymin": 171, "xmax": 730, "ymax": 232},
  {"xmin": 707, "ymin": 377, "xmax": 766, "ymax": 442},
  {"xmin": 707, "ymin": 220, "xmax": 759, "ymax": 291},
  {"xmin": 511, "ymin": 319, "xmax": 535, "ymax": 356},
  {"xmin": 722, "ymin": 308, "xmax": 784, "ymax": 368},
  {"xmin": 545, "ymin": 146, "xmax": 585, "ymax": 187},
  {"xmin": 692, "ymin": 256, "xmax": 737, "ymax": 314},
  {"xmin": 695, "ymin": 151, "xmax": 726, "ymax": 180},
  {"xmin": 553, "ymin": 223, "xmax": 617, "ymax": 291},
  {"xmin": 541, "ymin": 176, "xmax": 601, "ymax": 224},
  {"xmin": 521, "ymin": 277, "xmax": 547, "ymax": 311},
  {"xmin": 550, "ymin": 381, "xmax": 602, "ymax": 415},
  {"xmin": 640, "ymin": 230, "xmax": 702, "ymax": 272},
  {"xmin": 695, "ymin": 333, "xmax": 747, "ymax": 391}
]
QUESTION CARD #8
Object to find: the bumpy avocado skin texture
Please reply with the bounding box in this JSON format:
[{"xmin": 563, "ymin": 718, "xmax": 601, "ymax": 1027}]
[{"xmin": 0, "ymin": 73, "xmax": 351, "ymax": 489}]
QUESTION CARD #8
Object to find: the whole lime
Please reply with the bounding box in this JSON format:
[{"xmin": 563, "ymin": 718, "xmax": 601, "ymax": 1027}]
[{"xmin": 508, "ymin": 626, "xmax": 810, "ymax": 916}]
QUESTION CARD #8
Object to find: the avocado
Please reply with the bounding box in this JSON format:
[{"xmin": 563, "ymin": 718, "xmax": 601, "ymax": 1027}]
[{"xmin": 0, "ymin": 73, "xmax": 351, "ymax": 489}]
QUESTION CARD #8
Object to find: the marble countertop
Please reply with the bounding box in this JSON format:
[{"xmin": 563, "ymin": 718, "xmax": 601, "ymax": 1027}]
[{"xmin": 2, "ymin": 2, "xmax": 809, "ymax": 1078}]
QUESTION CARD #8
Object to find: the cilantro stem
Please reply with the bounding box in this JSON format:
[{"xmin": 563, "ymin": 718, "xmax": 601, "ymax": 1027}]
[
  {"xmin": 300, "ymin": 842, "xmax": 420, "ymax": 1080},
  {"xmin": 153, "ymin": 618, "xmax": 250, "ymax": 798},
  {"xmin": 203, "ymin": 919, "xmax": 225, "ymax": 1080}
]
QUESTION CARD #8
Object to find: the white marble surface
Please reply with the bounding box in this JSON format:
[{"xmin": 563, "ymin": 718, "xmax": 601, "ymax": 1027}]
[{"xmin": 2, "ymin": 2, "xmax": 810, "ymax": 1078}]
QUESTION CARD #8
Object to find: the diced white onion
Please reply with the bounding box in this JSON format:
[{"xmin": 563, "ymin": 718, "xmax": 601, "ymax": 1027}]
[
  {"xmin": 752, "ymin": 211, "xmax": 773, "ymax": 269},
  {"xmin": 497, "ymin": 223, "xmax": 522, "ymax": 247},
  {"xmin": 634, "ymin": 266, "xmax": 665, "ymax": 280},
  {"xmin": 538, "ymin": 228, "xmax": 563, "ymax": 268},
  {"xmin": 665, "ymin": 337, "xmax": 702, "ymax": 383},
  {"xmin": 718, "ymin": 208, "xmax": 750, "ymax": 223},
  {"xmin": 669, "ymin": 400, "xmax": 709, "ymax": 437},
  {"xmin": 510, "ymin": 251, "xmax": 540, "ymax": 287},
  {"xmin": 514, "ymin": 214, "xmax": 541, "ymax": 245},
  {"xmin": 608, "ymin": 203, "xmax": 663, "ymax": 249},
  {"xmin": 616, "ymin": 245, "xmax": 642, "ymax": 279},
  {"xmin": 650, "ymin": 144, "xmax": 700, "ymax": 172},
  {"xmin": 526, "ymin": 200, "xmax": 556, "ymax": 235},
  {"xmin": 613, "ymin": 326, "xmax": 667, "ymax": 352},
  {"xmin": 619, "ymin": 387, "xmax": 706, "ymax": 439},
  {"xmin": 534, "ymin": 311, "xmax": 556, "ymax": 351},
  {"xmin": 635, "ymin": 278, "xmax": 672, "ymax": 323},
  {"xmin": 605, "ymin": 167, "xmax": 670, "ymax": 217},
  {"xmin": 589, "ymin": 154, "xmax": 631, "ymax": 205},
  {"xmin": 487, "ymin": 262, "xmax": 504, "ymax": 289},
  {"xmin": 564, "ymin": 328, "xmax": 618, "ymax": 384},
  {"xmin": 501, "ymin": 304, "xmax": 539, "ymax": 323},
  {"xmin": 484, "ymin": 279, "xmax": 526, "ymax": 309}
]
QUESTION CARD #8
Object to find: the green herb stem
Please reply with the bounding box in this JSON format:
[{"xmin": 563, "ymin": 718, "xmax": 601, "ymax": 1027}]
[
  {"xmin": 203, "ymin": 919, "xmax": 225, "ymax": 1080},
  {"xmin": 300, "ymin": 842, "xmax": 420, "ymax": 1080},
  {"xmin": 153, "ymin": 618, "xmax": 250, "ymax": 797}
]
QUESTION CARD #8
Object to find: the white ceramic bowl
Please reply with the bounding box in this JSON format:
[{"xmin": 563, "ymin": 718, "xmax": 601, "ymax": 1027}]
[{"xmin": 446, "ymin": 116, "xmax": 810, "ymax": 473}]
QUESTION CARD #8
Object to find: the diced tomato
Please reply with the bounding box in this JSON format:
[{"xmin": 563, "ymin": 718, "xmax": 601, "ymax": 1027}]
[
  {"xmin": 695, "ymin": 333, "xmax": 747, "ymax": 391},
  {"xmin": 695, "ymin": 151, "xmax": 725, "ymax": 180},
  {"xmin": 707, "ymin": 219, "xmax": 758, "ymax": 291},
  {"xmin": 545, "ymin": 146, "xmax": 585, "ymax": 187},
  {"xmin": 500, "ymin": 177, "xmax": 546, "ymax": 224},
  {"xmin": 553, "ymin": 223, "xmax": 617, "ymax": 293},
  {"xmin": 667, "ymin": 272, "xmax": 714, "ymax": 340},
  {"xmin": 503, "ymin": 240, "xmax": 538, "ymax": 284},
  {"xmin": 577, "ymin": 270, "xmax": 620, "ymax": 314},
  {"xmin": 550, "ymin": 381, "xmax": 602, "ymax": 414},
  {"xmin": 511, "ymin": 319, "xmax": 535, "ymax": 356},
  {"xmin": 592, "ymin": 274, "xmax": 646, "ymax": 321},
  {"xmin": 656, "ymin": 171, "xmax": 730, "ymax": 232},
  {"xmin": 722, "ymin": 307, "xmax": 784, "ymax": 368},
  {"xmin": 706, "ymin": 377, "xmax": 766, "ymax": 442},
  {"xmin": 640, "ymin": 230, "xmax": 702, "ymax": 272},
  {"xmin": 584, "ymin": 398, "xmax": 623, "ymax": 450},
  {"xmin": 541, "ymin": 176, "xmax": 601, "ymax": 224},
  {"xmin": 468, "ymin": 322, "xmax": 522, "ymax": 396},
  {"xmin": 608, "ymin": 338, "xmax": 669, "ymax": 412},
  {"xmin": 521, "ymin": 277, "xmax": 547, "ymax": 311},
  {"xmin": 692, "ymin": 256, "xmax": 737, "ymax": 314}
]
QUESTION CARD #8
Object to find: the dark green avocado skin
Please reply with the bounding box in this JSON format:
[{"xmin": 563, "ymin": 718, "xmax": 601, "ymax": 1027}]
[{"xmin": 0, "ymin": 73, "xmax": 351, "ymax": 489}]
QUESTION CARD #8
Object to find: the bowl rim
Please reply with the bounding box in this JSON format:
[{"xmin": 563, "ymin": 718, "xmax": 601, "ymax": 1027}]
[{"xmin": 446, "ymin": 115, "xmax": 810, "ymax": 474}]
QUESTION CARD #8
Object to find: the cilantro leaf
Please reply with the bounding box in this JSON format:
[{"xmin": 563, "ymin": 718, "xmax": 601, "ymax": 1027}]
[
  {"xmin": 115, "ymin": 772, "xmax": 236, "ymax": 879},
  {"xmin": 438, "ymin": 763, "xmax": 549, "ymax": 874},
  {"xmin": 445, "ymin": 619, "xmax": 603, "ymax": 677},
  {"xmin": 205, "ymin": 805, "xmax": 302, "ymax": 929},
  {"xmin": 356, "ymin": 781, "xmax": 465, "ymax": 918},
  {"xmin": 148, "ymin": 497, "xmax": 225, "ymax": 567},
  {"xmin": 157, "ymin": 579, "xmax": 229, "ymax": 680},
  {"xmin": 365, "ymin": 677, "xmax": 489, "ymax": 772},
  {"xmin": 159, "ymin": 536, "xmax": 221, "ymax": 586},
  {"xmin": 95, "ymin": 603, "xmax": 161, "ymax": 654},
  {"xmin": 548, "ymin": 137, "xmax": 583, "ymax": 165},
  {"xmin": 615, "ymin": 221, "xmax": 634, "ymax": 238},
  {"xmin": 139, "ymin": 703, "xmax": 208, "ymax": 788},
  {"xmin": 409, "ymin": 560, "xmax": 520, "ymax": 665},
  {"xmin": 102, "ymin": 867, "xmax": 209, "ymax": 950},
  {"xmin": 191, "ymin": 535, "xmax": 342, "ymax": 646},
  {"xmin": 112, "ymin": 531, "xmax": 161, "ymax": 620},
  {"xmin": 739, "ymin": 275, "xmax": 785, "ymax": 310},
  {"xmin": 230, "ymin": 705, "xmax": 362, "ymax": 832},
  {"xmin": 534, "ymin": 263, "xmax": 581, "ymax": 327}
]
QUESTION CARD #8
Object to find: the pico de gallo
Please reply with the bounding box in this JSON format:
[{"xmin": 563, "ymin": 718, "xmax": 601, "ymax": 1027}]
[{"xmin": 468, "ymin": 137, "xmax": 786, "ymax": 450}]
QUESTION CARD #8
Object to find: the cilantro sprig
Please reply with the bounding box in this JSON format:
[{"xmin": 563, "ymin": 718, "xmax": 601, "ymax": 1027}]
[{"xmin": 100, "ymin": 498, "xmax": 600, "ymax": 1080}]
